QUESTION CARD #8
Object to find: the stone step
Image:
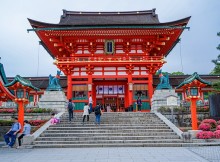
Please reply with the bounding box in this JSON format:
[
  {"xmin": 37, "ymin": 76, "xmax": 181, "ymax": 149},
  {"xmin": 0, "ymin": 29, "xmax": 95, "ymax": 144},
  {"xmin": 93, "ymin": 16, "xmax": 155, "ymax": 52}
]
[
  {"xmin": 47, "ymin": 126, "xmax": 170, "ymax": 130},
  {"xmin": 61, "ymin": 116, "xmax": 158, "ymax": 118},
  {"xmin": 36, "ymin": 135, "xmax": 180, "ymax": 141},
  {"xmin": 40, "ymin": 132, "xmax": 177, "ymax": 137},
  {"xmin": 59, "ymin": 122, "xmax": 165, "ymax": 125},
  {"xmin": 50, "ymin": 123, "xmax": 167, "ymax": 126},
  {"xmin": 60, "ymin": 119, "xmax": 163, "ymax": 122},
  {"xmin": 33, "ymin": 142, "xmax": 184, "ymax": 148},
  {"xmin": 60, "ymin": 115, "xmax": 159, "ymax": 120},
  {"xmin": 33, "ymin": 112, "xmax": 182, "ymax": 148},
  {"xmin": 44, "ymin": 129, "xmax": 173, "ymax": 133},
  {"xmin": 60, "ymin": 116, "xmax": 160, "ymax": 121},
  {"xmin": 62, "ymin": 112, "xmax": 156, "ymax": 115},
  {"xmin": 35, "ymin": 139, "xmax": 183, "ymax": 145}
]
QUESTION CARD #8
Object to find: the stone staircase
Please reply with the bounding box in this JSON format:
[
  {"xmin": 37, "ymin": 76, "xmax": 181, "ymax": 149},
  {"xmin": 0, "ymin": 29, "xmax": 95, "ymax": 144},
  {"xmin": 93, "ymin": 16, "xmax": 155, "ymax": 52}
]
[{"xmin": 34, "ymin": 112, "xmax": 183, "ymax": 148}]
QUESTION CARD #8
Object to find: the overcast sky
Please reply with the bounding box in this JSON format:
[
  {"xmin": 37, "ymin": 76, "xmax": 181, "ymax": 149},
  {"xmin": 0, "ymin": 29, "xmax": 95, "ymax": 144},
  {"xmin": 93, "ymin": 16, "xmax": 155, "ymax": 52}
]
[{"xmin": 0, "ymin": 0, "xmax": 220, "ymax": 77}]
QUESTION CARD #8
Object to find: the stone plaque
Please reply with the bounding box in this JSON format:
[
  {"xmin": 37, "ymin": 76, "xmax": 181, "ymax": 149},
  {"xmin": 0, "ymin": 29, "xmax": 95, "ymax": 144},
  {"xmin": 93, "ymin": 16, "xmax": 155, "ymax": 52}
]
[{"xmin": 167, "ymin": 96, "xmax": 178, "ymax": 106}]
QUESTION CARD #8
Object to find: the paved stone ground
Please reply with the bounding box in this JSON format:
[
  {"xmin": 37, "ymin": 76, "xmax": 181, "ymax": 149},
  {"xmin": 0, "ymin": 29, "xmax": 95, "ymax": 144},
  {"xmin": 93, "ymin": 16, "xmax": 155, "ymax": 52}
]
[
  {"xmin": 1, "ymin": 147, "xmax": 219, "ymax": 162},
  {"xmin": 188, "ymin": 146, "xmax": 220, "ymax": 162}
]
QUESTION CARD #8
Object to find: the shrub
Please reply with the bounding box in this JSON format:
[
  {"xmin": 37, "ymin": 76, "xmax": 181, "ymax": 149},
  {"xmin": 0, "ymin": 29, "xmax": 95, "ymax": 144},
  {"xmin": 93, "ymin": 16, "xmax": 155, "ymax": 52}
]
[
  {"xmin": 216, "ymin": 125, "xmax": 220, "ymax": 131},
  {"xmin": 198, "ymin": 123, "xmax": 211, "ymax": 131},
  {"xmin": 202, "ymin": 119, "xmax": 217, "ymax": 129},
  {"xmin": 0, "ymin": 108, "xmax": 17, "ymax": 113},
  {"xmin": 0, "ymin": 119, "xmax": 47, "ymax": 126},
  {"xmin": 24, "ymin": 108, "xmax": 52, "ymax": 113},
  {"xmin": 196, "ymin": 131, "xmax": 214, "ymax": 139},
  {"xmin": 0, "ymin": 120, "xmax": 14, "ymax": 126},
  {"xmin": 157, "ymin": 106, "xmax": 171, "ymax": 113},
  {"xmin": 214, "ymin": 130, "xmax": 220, "ymax": 139},
  {"xmin": 29, "ymin": 120, "xmax": 47, "ymax": 126}
]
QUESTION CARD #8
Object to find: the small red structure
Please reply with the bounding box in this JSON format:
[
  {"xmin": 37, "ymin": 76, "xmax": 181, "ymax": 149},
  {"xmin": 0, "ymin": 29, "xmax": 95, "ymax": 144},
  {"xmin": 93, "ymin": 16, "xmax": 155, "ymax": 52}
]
[
  {"xmin": 0, "ymin": 63, "xmax": 15, "ymax": 103},
  {"xmin": 5, "ymin": 75, "xmax": 39, "ymax": 129},
  {"xmin": 176, "ymin": 72, "xmax": 212, "ymax": 130}
]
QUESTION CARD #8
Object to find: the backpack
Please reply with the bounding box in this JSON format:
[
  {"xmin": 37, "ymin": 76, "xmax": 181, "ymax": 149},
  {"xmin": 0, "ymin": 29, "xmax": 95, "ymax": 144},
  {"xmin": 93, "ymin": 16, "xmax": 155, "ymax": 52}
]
[
  {"xmin": 68, "ymin": 102, "xmax": 73, "ymax": 110},
  {"xmin": 94, "ymin": 106, "xmax": 100, "ymax": 115}
]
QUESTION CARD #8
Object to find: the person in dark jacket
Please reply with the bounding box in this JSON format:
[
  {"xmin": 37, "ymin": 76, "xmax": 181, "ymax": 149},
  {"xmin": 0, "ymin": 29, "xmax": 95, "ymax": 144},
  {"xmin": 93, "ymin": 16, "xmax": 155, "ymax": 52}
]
[
  {"xmin": 94, "ymin": 104, "xmax": 102, "ymax": 125},
  {"xmin": 137, "ymin": 97, "xmax": 142, "ymax": 111}
]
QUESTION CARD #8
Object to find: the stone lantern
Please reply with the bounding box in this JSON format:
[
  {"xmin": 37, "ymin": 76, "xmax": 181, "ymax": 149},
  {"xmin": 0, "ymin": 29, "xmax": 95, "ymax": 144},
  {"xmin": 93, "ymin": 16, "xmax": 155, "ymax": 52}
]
[
  {"xmin": 5, "ymin": 75, "xmax": 39, "ymax": 129},
  {"xmin": 176, "ymin": 72, "xmax": 212, "ymax": 130}
]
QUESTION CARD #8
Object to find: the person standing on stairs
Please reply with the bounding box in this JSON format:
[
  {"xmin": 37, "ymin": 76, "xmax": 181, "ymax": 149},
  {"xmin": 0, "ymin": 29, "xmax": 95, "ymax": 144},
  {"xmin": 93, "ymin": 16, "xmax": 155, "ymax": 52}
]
[
  {"xmin": 82, "ymin": 103, "xmax": 90, "ymax": 125},
  {"xmin": 67, "ymin": 99, "xmax": 75, "ymax": 122},
  {"xmin": 94, "ymin": 103, "xmax": 102, "ymax": 126},
  {"xmin": 89, "ymin": 94, "xmax": 93, "ymax": 113},
  {"xmin": 136, "ymin": 96, "xmax": 142, "ymax": 111}
]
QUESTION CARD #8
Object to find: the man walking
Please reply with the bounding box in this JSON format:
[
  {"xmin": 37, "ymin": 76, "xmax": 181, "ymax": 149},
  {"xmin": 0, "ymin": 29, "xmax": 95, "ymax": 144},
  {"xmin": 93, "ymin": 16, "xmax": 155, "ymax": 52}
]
[
  {"xmin": 3, "ymin": 117, "xmax": 21, "ymax": 148},
  {"xmin": 67, "ymin": 99, "xmax": 75, "ymax": 122}
]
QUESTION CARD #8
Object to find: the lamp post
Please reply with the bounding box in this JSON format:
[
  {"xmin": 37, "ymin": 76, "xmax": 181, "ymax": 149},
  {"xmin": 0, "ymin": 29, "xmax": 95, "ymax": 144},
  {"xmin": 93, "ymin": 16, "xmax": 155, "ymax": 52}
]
[
  {"xmin": 5, "ymin": 75, "xmax": 39, "ymax": 130},
  {"xmin": 176, "ymin": 72, "xmax": 212, "ymax": 131},
  {"xmin": 185, "ymin": 87, "xmax": 199, "ymax": 130},
  {"xmin": 14, "ymin": 88, "xmax": 30, "ymax": 129}
]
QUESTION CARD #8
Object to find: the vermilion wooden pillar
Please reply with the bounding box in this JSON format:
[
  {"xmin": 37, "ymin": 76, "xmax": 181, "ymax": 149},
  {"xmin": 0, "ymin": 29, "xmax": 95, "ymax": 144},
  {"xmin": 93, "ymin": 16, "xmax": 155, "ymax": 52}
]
[
  {"xmin": 92, "ymin": 84, "xmax": 96, "ymax": 107},
  {"xmin": 17, "ymin": 101, "xmax": 25, "ymax": 129},
  {"xmin": 88, "ymin": 74, "xmax": 92, "ymax": 99},
  {"xmin": 124, "ymin": 84, "xmax": 128, "ymax": 108},
  {"xmin": 148, "ymin": 73, "xmax": 153, "ymax": 105},
  {"xmin": 67, "ymin": 75, "xmax": 72, "ymax": 100},
  {"xmin": 127, "ymin": 74, "xmax": 133, "ymax": 108},
  {"xmin": 190, "ymin": 98, "xmax": 198, "ymax": 130}
]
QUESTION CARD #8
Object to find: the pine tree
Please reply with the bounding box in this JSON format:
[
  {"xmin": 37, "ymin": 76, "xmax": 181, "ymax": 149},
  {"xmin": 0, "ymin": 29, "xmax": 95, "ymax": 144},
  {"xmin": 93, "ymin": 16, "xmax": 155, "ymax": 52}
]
[
  {"xmin": 210, "ymin": 32, "xmax": 220, "ymax": 74},
  {"xmin": 211, "ymin": 32, "xmax": 220, "ymax": 93}
]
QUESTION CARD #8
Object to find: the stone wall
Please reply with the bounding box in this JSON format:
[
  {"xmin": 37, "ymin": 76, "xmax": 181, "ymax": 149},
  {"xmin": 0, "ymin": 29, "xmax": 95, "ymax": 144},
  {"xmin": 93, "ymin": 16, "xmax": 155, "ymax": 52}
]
[
  {"xmin": 0, "ymin": 126, "xmax": 39, "ymax": 141},
  {"xmin": 0, "ymin": 113, "xmax": 51, "ymax": 142},
  {"xmin": 0, "ymin": 113, "xmax": 51, "ymax": 121},
  {"xmin": 161, "ymin": 112, "xmax": 209, "ymax": 127}
]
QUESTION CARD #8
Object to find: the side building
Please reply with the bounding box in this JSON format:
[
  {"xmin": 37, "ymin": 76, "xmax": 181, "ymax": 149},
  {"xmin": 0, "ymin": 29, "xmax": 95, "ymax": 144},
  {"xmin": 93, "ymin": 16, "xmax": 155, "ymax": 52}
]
[{"xmin": 3, "ymin": 74, "xmax": 218, "ymax": 111}]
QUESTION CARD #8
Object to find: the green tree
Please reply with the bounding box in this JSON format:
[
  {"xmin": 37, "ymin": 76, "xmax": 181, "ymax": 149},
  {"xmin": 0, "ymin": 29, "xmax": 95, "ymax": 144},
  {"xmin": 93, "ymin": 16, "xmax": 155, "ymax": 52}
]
[
  {"xmin": 211, "ymin": 32, "xmax": 220, "ymax": 93},
  {"xmin": 212, "ymin": 81, "xmax": 220, "ymax": 92},
  {"xmin": 170, "ymin": 71, "xmax": 184, "ymax": 75},
  {"xmin": 210, "ymin": 32, "xmax": 220, "ymax": 74}
]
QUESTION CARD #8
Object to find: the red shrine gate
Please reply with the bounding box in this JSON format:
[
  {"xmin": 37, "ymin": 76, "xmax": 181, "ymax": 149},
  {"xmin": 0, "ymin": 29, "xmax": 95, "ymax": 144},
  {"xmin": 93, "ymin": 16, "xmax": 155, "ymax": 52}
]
[{"xmin": 28, "ymin": 9, "xmax": 190, "ymax": 111}]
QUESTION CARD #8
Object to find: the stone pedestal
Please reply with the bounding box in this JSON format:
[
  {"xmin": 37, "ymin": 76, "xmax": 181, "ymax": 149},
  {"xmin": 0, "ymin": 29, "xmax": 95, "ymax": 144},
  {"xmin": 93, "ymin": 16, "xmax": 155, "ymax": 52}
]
[
  {"xmin": 38, "ymin": 91, "xmax": 67, "ymax": 112},
  {"xmin": 151, "ymin": 89, "xmax": 179, "ymax": 112}
]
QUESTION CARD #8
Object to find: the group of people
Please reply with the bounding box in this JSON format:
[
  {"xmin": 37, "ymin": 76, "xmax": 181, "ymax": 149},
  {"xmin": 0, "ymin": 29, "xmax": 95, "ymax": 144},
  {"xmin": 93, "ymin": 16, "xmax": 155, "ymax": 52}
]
[
  {"xmin": 3, "ymin": 95, "xmax": 141, "ymax": 148},
  {"xmin": 67, "ymin": 95, "xmax": 102, "ymax": 125},
  {"xmin": 3, "ymin": 117, "xmax": 31, "ymax": 148},
  {"xmin": 67, "ymin": 95, "xmax": 142, "ymax": 125}
]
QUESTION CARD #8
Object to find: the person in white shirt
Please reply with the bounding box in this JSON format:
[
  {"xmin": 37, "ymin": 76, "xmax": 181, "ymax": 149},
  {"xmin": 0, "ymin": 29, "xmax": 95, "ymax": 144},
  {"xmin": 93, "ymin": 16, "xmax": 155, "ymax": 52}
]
[
  {"xmin": 17, "ymin": 120, "xmax": 31, "ymax": 148},
  {"xmin": 89, "ymin": 95, "xmax": 93, "ymax": 113},
  {"xmin": 107, "ymin": 104, "xmax": 111, "ymax": 112},
  {"xmin": 82, "ymin": 103, "xmax": 90, "ymax": 125}
]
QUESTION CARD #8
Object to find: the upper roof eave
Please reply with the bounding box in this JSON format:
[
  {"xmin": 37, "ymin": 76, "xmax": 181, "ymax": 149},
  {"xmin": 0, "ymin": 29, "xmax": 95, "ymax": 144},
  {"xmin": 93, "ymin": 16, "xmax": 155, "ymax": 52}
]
[
  {"xmin": 27, "ymin": 16, "xmax": 190, "ymax": 30},
  {"xmin": 176, "ymin": 72, "xmax": 212, "ymax": 89},
  {"xmin": 5, "ymin": 75, "xmax": 40, "ymax": 91}
]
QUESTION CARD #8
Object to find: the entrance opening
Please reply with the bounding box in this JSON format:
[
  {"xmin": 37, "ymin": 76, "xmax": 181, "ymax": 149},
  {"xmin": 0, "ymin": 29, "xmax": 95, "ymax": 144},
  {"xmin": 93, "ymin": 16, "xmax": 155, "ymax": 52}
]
[{"xmin": 96, "ymin": 85, "xmax": 125, "ymax": 112}]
